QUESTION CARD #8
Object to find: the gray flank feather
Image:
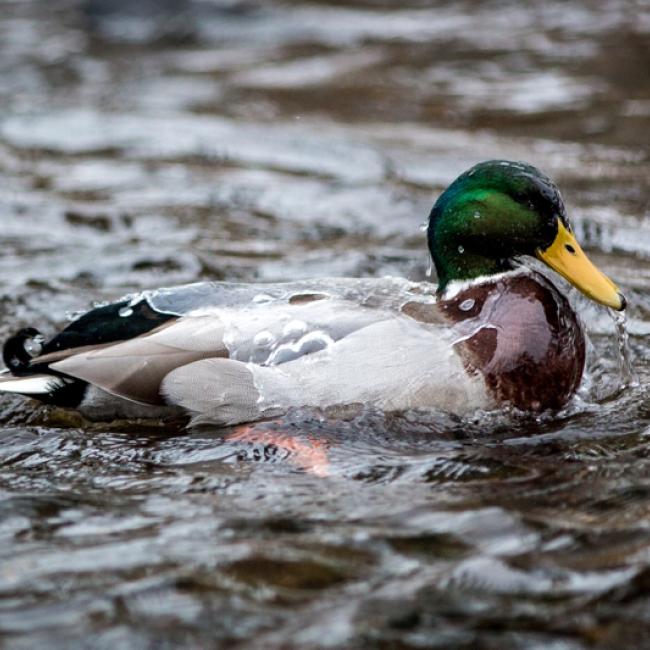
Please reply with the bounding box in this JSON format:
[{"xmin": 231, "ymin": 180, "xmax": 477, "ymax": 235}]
[{"xmin": 161, "ymin": 359, "xmax": 262, "ymax": 426}]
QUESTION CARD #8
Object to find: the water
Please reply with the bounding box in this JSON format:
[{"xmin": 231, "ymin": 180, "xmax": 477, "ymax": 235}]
[
  {"xmin": 0, "ymin": 0, "xmax": 649, "ymax": 647},
  {"xmin": 611, "ymin": 309, "xmax": 639, "ymax": 390}
]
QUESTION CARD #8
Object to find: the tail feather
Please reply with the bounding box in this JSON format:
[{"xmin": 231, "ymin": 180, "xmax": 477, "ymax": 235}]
[
  {"xmin": 0, "ymin": 368, "xmax": 86, "ymax": 406},
  {"xmin": 0, "ymin": 371, "xmax": 67, "ymax": 395},
  {"xmin": 1, "ymin": 327, "xmax": 88, "ymax": 407},
  {"xmin": 3, "ymin": 328, "xmax": 44, "ymax": 375}
]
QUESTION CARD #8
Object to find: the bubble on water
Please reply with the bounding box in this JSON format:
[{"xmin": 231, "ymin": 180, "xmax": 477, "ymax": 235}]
[
  {"xmin": 253, "ymin": 294, "xmax": 274, "ymax": 304},
  {"xmin": 119, "ymin": 306, "xmax": 133, "ymax": 317},
  {"xmin": 459, "ymin": 298, "xmax": 475, "ymax": 312}
]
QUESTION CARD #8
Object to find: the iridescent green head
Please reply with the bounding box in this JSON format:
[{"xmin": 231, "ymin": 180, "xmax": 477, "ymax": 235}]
[{"xmin": 427, "ymin": 160, "xmax": 625, "ymax": 310}]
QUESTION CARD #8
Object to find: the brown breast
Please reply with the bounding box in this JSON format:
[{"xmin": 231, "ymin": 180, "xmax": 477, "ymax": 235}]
[{"xmin": 437, "ymin": 272, "xmax": 585, "ymax": 411}]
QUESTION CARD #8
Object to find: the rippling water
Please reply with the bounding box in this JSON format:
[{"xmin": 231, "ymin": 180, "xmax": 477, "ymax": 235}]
[{"xmin": 1, "ymin": 1, "xmax": 650, "ymax": 647}]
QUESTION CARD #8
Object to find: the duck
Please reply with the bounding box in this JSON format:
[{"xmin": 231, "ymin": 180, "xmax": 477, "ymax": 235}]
[{"xmin": 0, "ymin": 160, "xmax": 625, "ymax": 425}]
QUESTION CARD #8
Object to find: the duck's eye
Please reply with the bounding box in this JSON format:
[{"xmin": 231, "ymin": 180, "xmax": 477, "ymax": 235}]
[{"xmin": 565, "ymin": 244, "xmax": 576, "ymax": 254}]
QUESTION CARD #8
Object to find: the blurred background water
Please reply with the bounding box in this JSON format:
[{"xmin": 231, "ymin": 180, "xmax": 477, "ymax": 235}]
[{"xmin": 0, "ymin": 1, "xmax": 650, "ymax": 648}]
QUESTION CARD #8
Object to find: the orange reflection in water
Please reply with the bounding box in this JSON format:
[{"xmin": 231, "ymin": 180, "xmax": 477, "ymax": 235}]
[{"xmin": 227, "ymin": 422, "xmax": 331, "ymax": 477}]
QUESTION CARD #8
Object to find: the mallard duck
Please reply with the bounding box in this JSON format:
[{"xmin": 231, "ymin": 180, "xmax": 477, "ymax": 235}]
[{"xmin": 0, "ymin": 160, "xmax": 624, "ymax": 425}]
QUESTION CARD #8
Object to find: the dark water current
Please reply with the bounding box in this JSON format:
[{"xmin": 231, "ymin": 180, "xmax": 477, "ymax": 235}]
[{"xmin": 1, "ymin": 1, "xmax": 650, "ymax": 647}]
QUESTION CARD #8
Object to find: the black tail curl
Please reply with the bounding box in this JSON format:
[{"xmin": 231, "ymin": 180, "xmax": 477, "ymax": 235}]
[
  {"xmin": 1, "ymin": 298, "xmax": 174, "ymax": 408},
  {"xmin": 2, "ymin": 328, "xmax": 87, "ymax": 407},
  {"xmin": 2, "ymin": 328, "xmax": 45, "ymax": 376}
]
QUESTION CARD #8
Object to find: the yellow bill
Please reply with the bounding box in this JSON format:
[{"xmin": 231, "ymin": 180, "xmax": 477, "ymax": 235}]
[{"xmin": 536, "ymin": 221, "xmax": 625, "ymax": 310}]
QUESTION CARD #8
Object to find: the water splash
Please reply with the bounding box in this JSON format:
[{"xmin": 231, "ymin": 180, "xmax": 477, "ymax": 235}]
[
  {"xmin": 253, "ymin": 330, "xmax": 275, "ymax": 349},
  {"xmin": 266, "ymin": 330, "xmax": 334, "ymax": 365},
  {"xmin": 610, "ymin": 308, "xmax": 638, "ymax": 389},
  {"xmin": 253, "ymin": 293, "xmax": 274, "ymax": 304},
  {"xmin": 65, "ymin": 309, "xmax": 86, "ymax": 322}
]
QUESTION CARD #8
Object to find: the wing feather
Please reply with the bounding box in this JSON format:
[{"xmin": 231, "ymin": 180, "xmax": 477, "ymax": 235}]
[{"xmin": 50, "ymin": 316, "xmax": 227, "ymax": 404}]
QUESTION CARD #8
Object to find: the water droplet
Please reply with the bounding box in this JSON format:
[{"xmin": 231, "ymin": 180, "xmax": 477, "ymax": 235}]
[
  {"xmin": 253, "ymin": 330, "xmax": 275, "ymax": 348},
  {"xmin": 426, "ymin": 262, "xmax": 433, "ymax": 278},
  {"xmin": 419, "ymin": 221, "xmax": 428, "ymax": 232},
  {"xmin": 458, "ymin": 245, "xmax": 465, "ymax": 254},
  {"xmin": 282, "ymin": 320, "xmax": 307, "ymax": 338},
  {"xmin": 459, "ymin": 298, "xmax": 475, "ymax": 312},
  {"xmin": 473, "ymin": 211, "xmax": 481, "ymax": 219},
  {"xmin": 118, "ymin": 306, "xmax": 133, "ymax": 317},
  {"xmin": 23, "ymin": 335, "xmax": 44, "ymax": 357},
  {"xmin": 65, "ymin": 309, "xmax": 86, "ymax": 322}
]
